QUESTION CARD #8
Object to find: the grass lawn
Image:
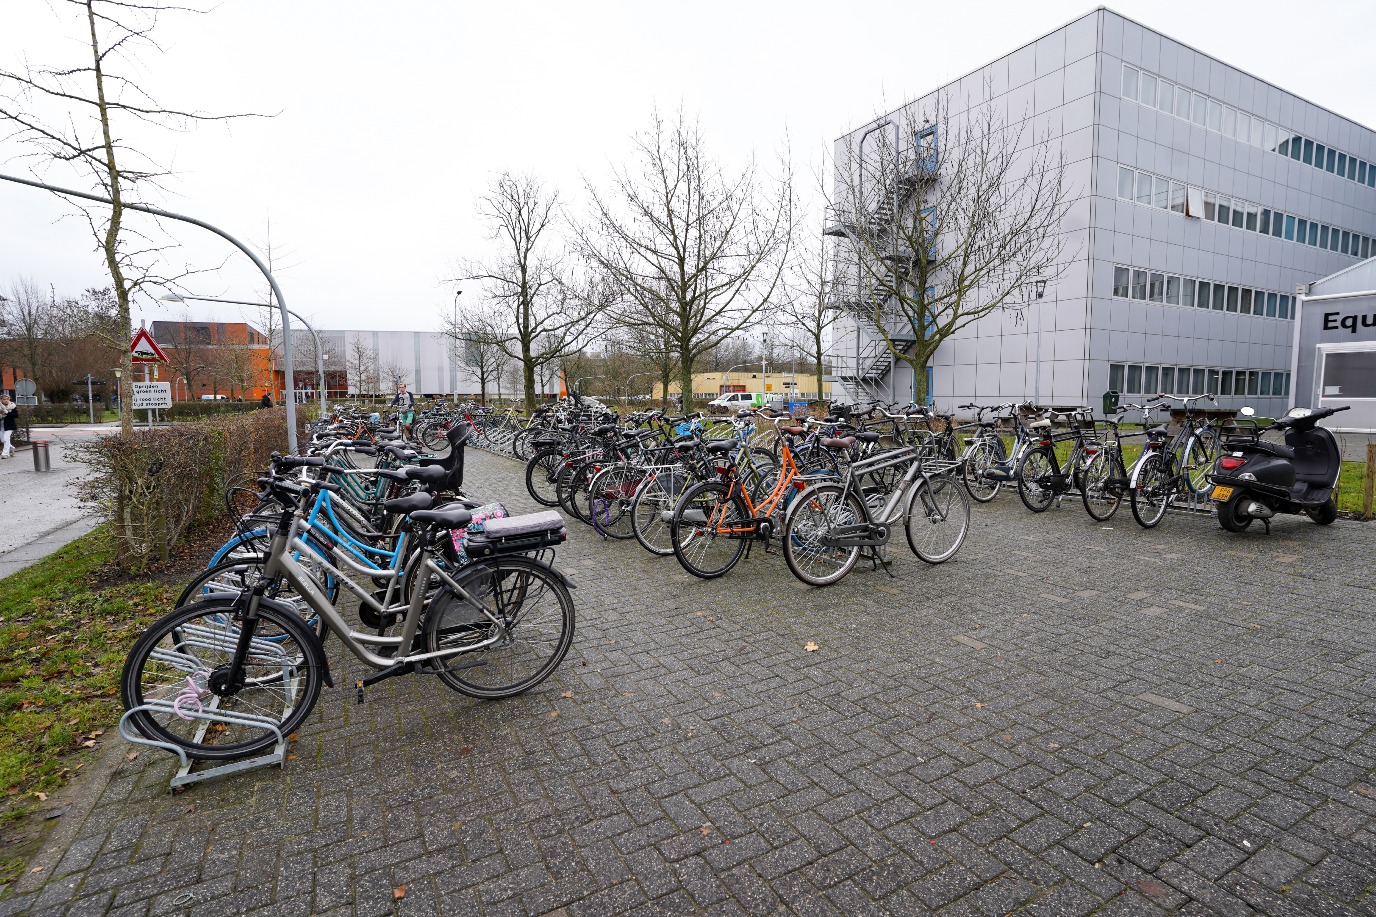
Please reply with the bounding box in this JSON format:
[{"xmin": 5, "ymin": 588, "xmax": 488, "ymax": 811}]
[{"xmin": 0, "ymin": 529, "xmax": 177, "ymax": 886}]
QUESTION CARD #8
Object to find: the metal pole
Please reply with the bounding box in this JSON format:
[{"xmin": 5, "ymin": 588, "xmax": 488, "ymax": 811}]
[
  {"xmin": 86, "ymin": 374, "xmax": 94, "ymax": 424},
  {"xmin": 0, "ymin": 172, "xmax": 299, "ymax": 452}
]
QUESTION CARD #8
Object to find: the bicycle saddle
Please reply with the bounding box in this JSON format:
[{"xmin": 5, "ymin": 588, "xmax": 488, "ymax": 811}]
[
  {"xmin": 856, "ymin": 431, "xmax": 881, "ymax": 443},
  {"xmin": 1030, "ymin": 419, "xmax": 1052, "ymax": 429},
  {"xmin": 821, "ymin": 436, "xmax": 856, "ymax": 450},
  {"xmin": 404, "ymin": 465, "xmax": 448, "ymax": 487},
  {"xmin": 409, "ymin": 505, "xmax": 474, "ymax": 528},
  {"xmin": 1148, "ymin": 425, "xmax": 1169, "ymax": 437},
  {"xmin": 779, "ymin": 425, "xmax": 806, "ymax": 435},
  {"xmin": 706, "ymin": 440, "xmax": 736, "ymax": 454},
  {"xmin": 383, "ymin": 492, "xmax": 432, "ymax": 515}
]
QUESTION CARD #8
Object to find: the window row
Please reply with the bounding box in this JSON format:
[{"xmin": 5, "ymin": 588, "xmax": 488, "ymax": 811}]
[
  {"xmin": 1121, "ymin": 64, "xmax": 1376, "ymax": 190},
  {"xmin": 1111, "ymin": 265, "xmax": 1294, "ymax": 319},
  {"xmin": 1108, "ymin": 364, "xmax": 1292, "ymax": 399},
  {"xmin": 1116, "ymin": 165, "xmax": 1373, "ymax": 260}
]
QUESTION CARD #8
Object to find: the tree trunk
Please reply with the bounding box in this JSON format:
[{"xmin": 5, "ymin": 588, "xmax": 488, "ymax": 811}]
[
  {"xmin": 522, "ymin": 354, "xmax": 537, "ymax": 414},
  {"xmin": 812, "ymin": 333, "xmax": 826, "ymax": 404},
  {"xmin": 677, "ymin": 353, "xmax": 695, "ymax": 414}
]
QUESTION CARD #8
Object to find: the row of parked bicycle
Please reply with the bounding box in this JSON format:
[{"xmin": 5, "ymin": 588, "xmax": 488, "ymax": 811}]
[{"xmin": 118, "ymin": 410, "xmax": 576, "ymax": 765}]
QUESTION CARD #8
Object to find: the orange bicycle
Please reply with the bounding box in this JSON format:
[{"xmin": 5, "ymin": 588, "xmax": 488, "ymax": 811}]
[{"xmin": 668, "ymin": 416, "xmax": 814, "ymax": 579}]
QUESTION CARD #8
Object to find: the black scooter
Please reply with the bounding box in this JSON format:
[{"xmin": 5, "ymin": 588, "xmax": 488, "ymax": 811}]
[{"xmin": 1208, "ymin": 405, "xmax": 1349, "ymax": 533}]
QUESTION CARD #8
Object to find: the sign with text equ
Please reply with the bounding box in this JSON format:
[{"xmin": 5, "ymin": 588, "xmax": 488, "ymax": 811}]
[{"xmin": 131, "ymin": 382, "xmax": 172, "ymax": 410}]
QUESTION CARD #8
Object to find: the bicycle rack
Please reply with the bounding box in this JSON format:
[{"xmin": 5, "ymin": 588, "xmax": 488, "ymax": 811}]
[{"xmin": 119, "ymin": 701, "xmax": 288, "ymax": 789}]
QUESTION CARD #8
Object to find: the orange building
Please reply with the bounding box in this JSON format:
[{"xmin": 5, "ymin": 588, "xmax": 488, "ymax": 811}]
[{"xmin": 148, "ymin": 321, "xmax": 277, "ymax": 401}]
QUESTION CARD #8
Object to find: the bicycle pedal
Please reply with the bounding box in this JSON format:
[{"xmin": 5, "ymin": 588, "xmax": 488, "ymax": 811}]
[{"xmin": 355, "ymin": 681, "xmax": 365, "ymax": 704}]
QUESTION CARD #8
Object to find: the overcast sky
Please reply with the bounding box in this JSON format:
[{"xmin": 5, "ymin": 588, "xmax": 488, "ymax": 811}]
[{"xmin": 2, "ymin": 0, "xmax": 1373, "ymax": 335}]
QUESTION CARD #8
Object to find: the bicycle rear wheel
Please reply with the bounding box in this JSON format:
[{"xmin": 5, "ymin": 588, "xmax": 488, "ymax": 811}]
[
  {"xmin": 905, "ymin": 474, "xmax": 970, "ymax": 563},
  {"xmin": 670, "ymin": 481, "xmax": 748, "ymax": 579},
  {"xmin": 1184, "ymin": 430, "xmax": 1218, "ymax": 494},
  {"xmin": 782, "ymin": 483, "xmax": 865, "ymax": 587},
  {"xmin": 1130, "ymin": 453, "xmax": 1172, "ymax": 528},
  {"xmin": 120, "ymin": 600, "xmax": 323, "ymax": 761},
  {"xmin": 588, "ymin": 464, "xmax": 639, "ymax": 539},
  {"xmin": 962, "ymin": 439, "xmax": 1003, "ymax": 503},
  {"xmin": 425, "ymin": 556, "xmax": 575, "ymax": 699},
  {"xmin": 1016, "ymin": 447, "xmax": 1056, "ymax": 513}
]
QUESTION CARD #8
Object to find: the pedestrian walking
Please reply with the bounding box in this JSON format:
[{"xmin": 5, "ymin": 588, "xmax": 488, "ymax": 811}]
[
  {"xmin": 0, "ymin": 393, "xmax": 17, "ymax": 459},
  {"xmin": 391, "ymin": 382, "xmax": 416, "ymax": 439},
  {"xmin": 259, "ymin": 392, "xmax": 272, "ymax": 409}
]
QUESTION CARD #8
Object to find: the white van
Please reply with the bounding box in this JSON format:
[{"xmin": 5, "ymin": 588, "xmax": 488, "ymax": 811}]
[{"xmin": 707, "ymin": 391, "xmax": 765, "ymax": 413}]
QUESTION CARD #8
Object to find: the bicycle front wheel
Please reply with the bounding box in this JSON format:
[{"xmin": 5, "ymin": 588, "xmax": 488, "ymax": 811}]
[
  {"xmin": 425, "ymin": 556, "xmax": 575, "ymax": 699},
  {"xmin": 1130, "ymin": 453, "xmax": 1172, "ymax": 528},
  {"xmin": 525, "ymin": 448, "xmax": 564, "ymax": 507},
  {"xmin": 1079, "ymin": 451, "xmax": 1124, "ymax": 522},
  {"xmin": 588, "ymin": 464, "xmax": 639, "ymax": 540},
  {"xmin": 782, "ymin": 483, "xmax": 865, "ymax": 587},
  {"xmin": 671, "ymin": 481, "xmax": 749, "ymax": 579},
  {"xmin": 1184, "ymin": 430, "xmax": 1218, "ymax": 494},
  {"xmin": 905, "ymin": 474, "xmax": 971, "ymax": 563},
  {"xmin": 120, "ymin": 600, "xmax": 323, "ymax": 761},
  {"xmin": 631, "ymin": 473, "xmax": 681, "ymax": 556}
]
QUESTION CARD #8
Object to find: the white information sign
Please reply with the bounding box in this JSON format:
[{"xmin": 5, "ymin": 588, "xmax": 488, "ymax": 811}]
[{"xmin": 131, "ymin": 382, "xmax": 172, "ymax": 410}]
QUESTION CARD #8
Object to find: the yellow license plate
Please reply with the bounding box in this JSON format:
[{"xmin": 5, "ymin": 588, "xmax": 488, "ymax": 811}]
[{"xmin": 1210, "ymin": 485, "xmax": 1233, "ymax": 501}]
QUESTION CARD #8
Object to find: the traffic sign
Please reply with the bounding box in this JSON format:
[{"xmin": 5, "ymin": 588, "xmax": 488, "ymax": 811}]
[
  {"xmin": 16, "ymin": 396, "xmax": 37, "ymax": 406},
  {"xmin": 130, "ymin": 327, "xmax": 169, "ymax": 364},
  {"xmin": 14, "ymin": 378, "xmax": 36, "ymax": 397},
  {"xmin": 131, "ymin": 382, "xmax": 172, "ymax": 409}
]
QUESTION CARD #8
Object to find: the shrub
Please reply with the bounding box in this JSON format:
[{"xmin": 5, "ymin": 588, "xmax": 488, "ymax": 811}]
[{"xmin": 70, "ymin": 408, "xmax": 300, "ymax": 571}]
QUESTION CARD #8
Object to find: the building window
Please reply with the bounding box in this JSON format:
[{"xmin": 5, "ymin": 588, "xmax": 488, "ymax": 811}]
[
  {"xmin": 1118, "ymin": 166, "xmax": 1135, "ymax": 200},
  {"xmin": 1149, "ymin": 272, "xmax": 1164, "ymax": 302},
  {"xmin": 1217, "ymin": 196, "xmax": 1231, "ymax": 224},
  {"xmin": 1144, "ymin": 366, "xmax": 1159, "ymax": 393},
  {"xmin": 1131, "ymin": 270, "xmax": 1148, "ymax": 300},
  {"xmin": 1239, "ymin": 289, "xmax": 1252, "ymax": 315},
  {"xmin": 1220, "ymin": 370, "xmax": 1233, "ymax": 396},
  {"xmin": 1245, "ymin": 204, "xmax": 1258, "ymax": 232},
  {"xmin": 1260, "ymin": 209, "xmax": 1271, "ymax": 235},
  {"xmin": 1197, "ymin": 280, "xmax": 1211, "ymax": 309},
  {"xmin": 1206, "ymin": 99, "xmax": 1222, "ymax": 131},
  {"xmin": 1140, "ymin": 73, "xmax": 1157, "ymax": 108},
  {"xmin": 1175, "ymin": 85, "xmax": 1191, "ymax": 118},
  {"xmin": 1193, "ymin": 368, "xmax": 1206, "ymax": 395},
  {"xmin": 1165, "ymin": 275, "xmax": 1181, "ymax": 305},
  {"xmin": 1226, "ymin": 286, "xmax": 1239, "ymax": 313},
  {"xmin": 1122, "ymin": 65, "xmax": 1139, "ymax": 100},
  {"xmin": 1109, "ymin": 363, "xmax": 1125, "ymax": 392},
  {"xmin": 1260, "ymin": 371, "xmax": 1273, "ymax": 396},
  {"xmin": 1136, "ymin": 172, "xmax": 1153, "ymax": 206},
  {"xmin": 1212, "ymin": 284, "xmax": 1227, "ymax": 311},
  {"xmin": 1325, "ymin": 147, "xmax": 1337, "ymax": 173},
  {"xmin": 1284, "ymin": 214, "xmax": 1296, "ymax": 241},
  {"xmin": 1282, "ymin": 372, "xmax": 1291, "ymax": 396},
  {"xmin": 1207, "ymin": 369, "xmax": 1220, "ymax": 394},
  {"xmin": 1160, "ymin": 367, "xmax": 1175, "ymax": 392},
  {"xmin": 1302, "ymin": 139, "xmax": 1314, "ymax": 165},
  {"xmin": 916, "ymin": 125, "xmax": 938, "ymax": 173},
  {"xmin": 1126, "ymin": 365, "xmax": 1143, "ymax": 394},
  {"xmin": 1271, "ymin": 212, "xmax": 1284, "ymax": 238},
  {"xmin": 1231, "ymin": 202, "xmax": 1244, "ymax": 229},
  {"xmin": 1170, "ymin": 182, "xmax": 1186, "ymax": 213},
  {"xmin": 1203, "ymin": 191, "xmax": 1217, "ymax": 221},
  {"xmin": 1181, "ymin": 278, "xmax": 1195, "ymax": 308},
  {"xmin": 1113, "ymin": 266, "xmax": 1130, "ymax": 298},
  {"xmin": 1265, "ymin": 292, "xmax": 1278, "ymax": 318},
  {"xmin": 1192, "ymin": 93, "xmax": 1208, "ymax": 126},
  {"xmin": 1247, "ymin": 371, "xmax": 1260, "ymax": 396},
  {"xmin": 1337, "ymin": 152, "xmax": 1347, "ymax": 177},
  {"xmin": 1157, "ymin": 80, "xmax": 1174, "ymax": 112},
  {"xmin": 1222, "ymin": 107, "xmax": 1236, "ymax": 137},
  {"xmin": 1341, "ymin": 230, "xmax": 1351, "ymax": 255}
]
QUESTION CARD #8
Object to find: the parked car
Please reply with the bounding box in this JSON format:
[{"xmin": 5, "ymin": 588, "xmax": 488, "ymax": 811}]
[{"xmin": 707, "ymin": 391, "xmax": 765, "ymax": 413}]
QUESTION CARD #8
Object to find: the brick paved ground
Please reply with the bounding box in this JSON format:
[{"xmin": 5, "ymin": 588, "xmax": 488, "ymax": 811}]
[{"xmin": 5, "ymin": 447, "xmax": 1374, "ymax": 916}]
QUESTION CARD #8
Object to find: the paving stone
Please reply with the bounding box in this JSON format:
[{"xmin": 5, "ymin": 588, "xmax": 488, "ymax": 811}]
[{"xmin": 13, "ymin": 447, "xmax": 1376, "ymax": 916}]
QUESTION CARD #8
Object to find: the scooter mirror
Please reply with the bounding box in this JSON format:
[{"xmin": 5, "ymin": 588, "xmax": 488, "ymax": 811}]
[{"xmin": 1239, "ymin": 406, "xmax": 1255, "ymax": 416}]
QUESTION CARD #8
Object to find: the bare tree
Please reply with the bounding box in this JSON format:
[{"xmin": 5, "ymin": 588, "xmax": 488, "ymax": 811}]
[
  {"xmin": 160, "ymin": 309, "xmax": 207, "ymax": 402},
  {"xmin": 779, "ymin": 230, "xmax": 844, "ymax": 404},
  {"xmin": 455, "ymin": 173, "xmax": 601, "ymax": 412},
  {"xmin": 346, "ymin": 336, "xmax": 380, "ymax": 398},
  {"xmin": 0, "ymin": 0, "xmax": 261, "ymax": 434},
  {"xmin": 440, "ymin": 304, "xmax": 507, "ymax": 406},
  {"xmin": 826, "ymin": 92, "xmax": 1072, "ymax": 404},
  {"xmin": 0, "ymin": 278, "xmax": 53, "ymax": 397},
  {"xmin": 577, "ymin": 108, "xmax": 793, "ymax": 410}
]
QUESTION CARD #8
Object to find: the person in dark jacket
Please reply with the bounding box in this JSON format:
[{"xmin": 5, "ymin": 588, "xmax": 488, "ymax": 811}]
[
  {"xmin": 0, "ymin": 393, "xmax": 16, "ymax": 458},
  {"xmin": 260, "ymin": 392, "xmax": 272, "ymax": 408}
]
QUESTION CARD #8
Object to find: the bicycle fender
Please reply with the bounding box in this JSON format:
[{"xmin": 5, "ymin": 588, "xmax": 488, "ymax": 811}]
[
  {"xmin": 190, "ymin": 593, "xmax": 334, "ymax": 688},
  {"xmin": 1128, "ymin": 451, "xmax": 1154, "ymax": 488},
  {"xmin": 467, "ymin": 555, "xmax": 578, "ymax": 590}
]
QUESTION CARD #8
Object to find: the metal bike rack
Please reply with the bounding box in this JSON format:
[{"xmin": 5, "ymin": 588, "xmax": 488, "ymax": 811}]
[{"xmin": 119, "ymin": 701, "xmax": 288, "ymax": 789}]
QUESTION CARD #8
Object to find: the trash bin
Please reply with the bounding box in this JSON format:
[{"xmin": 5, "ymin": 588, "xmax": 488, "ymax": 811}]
[
  {"xmin": 1102, "ymin": 390, "xmax": 1120, "ymax": 415},
  {"xmin": 32, "ymin": 439, "xmax": 51, "ymax": 472}
]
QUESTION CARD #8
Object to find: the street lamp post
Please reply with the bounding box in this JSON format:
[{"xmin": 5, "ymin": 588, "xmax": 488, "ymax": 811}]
[
  {"xmin": 1032, "ymin": 278, "xmax": 1048, "ymax": 407},
  {"xmin": 0, "ymin": 171, "xmax": 301, "ymax": 451},
  {"xmin": 622, "ymin": 371, "xmax": 654, "ymax": 405},
  {"xmin": 159, "ymin": 293, "xmax": 328, "ymax": 416}
]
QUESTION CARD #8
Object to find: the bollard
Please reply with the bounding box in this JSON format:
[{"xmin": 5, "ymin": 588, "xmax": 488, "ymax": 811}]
[
  {"xmin": 32, "ymin": 439, "xmax": 51, "ymax": 473},
  {"xmin": 1363, "ymin": 443, "xmax": 1375, "ymax": 521}
]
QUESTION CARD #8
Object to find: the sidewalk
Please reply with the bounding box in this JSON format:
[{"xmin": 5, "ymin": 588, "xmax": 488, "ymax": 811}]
[{"xmin": 0, "ymin": 426, "xmax": 113, "ymax": 579}]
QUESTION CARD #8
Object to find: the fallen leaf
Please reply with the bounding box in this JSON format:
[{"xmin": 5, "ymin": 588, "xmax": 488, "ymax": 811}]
[
  {"xmin": 458, "ymin": 746, "xmax": 473, "ymax": 756},
  {"xmin": 30, "ymin": 866, "xmax": 43, "ymax": 873},
  {"xmin": 80, "ymin": 740, "xmax": 95, "ymax": 748},
  {"xmin": 560, "ymin": 692, "xmax": 574, "ymax": 699},
  {"xmin": 699, "ymin": 824, "xmax": 713, "ymax": 836},
  {"xmin": 125, "ymin": 751, "xmax": 140, "ymax": 761},
  {"xmin": 1048, "ymin": 743, "xmax": 1061, "ymax": 749},
  {"xmin": 393, "ymin": 885, "xmax": 406, "ymax": 900},
  {"xmin": 974, "ymin": 702, "xmax": 986, "ymax": 709},
  {"xmin": 622, "ymin": 692, "xmax": 634, "ymax": 697},
  {"xmin": 1001, "ymin": 734, "xmax": 1014, "ymax": 742},
  {"xmin": 547, "ymin": 711, "xmax": 559, "ymax": 719},
  {"xmin": 287, "ymin": 754, "xmax": 298, "ymax": 761},
  {"xmin": 35, "ymin": 792, "xmax": 47, "ymax": 802},
  {"xmin": 804, "ymin": 641, "xmax": 819, "ymax": 652},
  {"xmin": 287, "ymin": 733, "xmax": 298, "ymax": 741}
]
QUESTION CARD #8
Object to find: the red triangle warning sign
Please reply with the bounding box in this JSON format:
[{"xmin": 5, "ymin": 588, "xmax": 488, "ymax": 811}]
[{"xmin": 130, "ymin": 327, "xmax": 169, "ymax": 363}]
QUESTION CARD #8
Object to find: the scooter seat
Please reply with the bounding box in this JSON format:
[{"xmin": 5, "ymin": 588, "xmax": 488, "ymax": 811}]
[{"xmin": 1244, "ymin": 440, "xmax": 1295, "ymax": 460}]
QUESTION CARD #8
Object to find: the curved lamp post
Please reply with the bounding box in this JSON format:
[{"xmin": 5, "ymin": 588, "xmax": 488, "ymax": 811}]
[
  {"xmin": 159, "ymin": 293, "xmax": 328, "ymax": 415},
  {"xmin": 0, "ymin": 171, "xmax": 301, "ymax": 451}
]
